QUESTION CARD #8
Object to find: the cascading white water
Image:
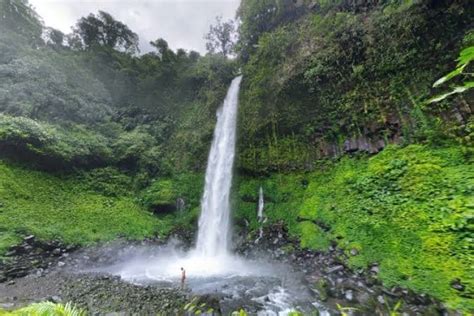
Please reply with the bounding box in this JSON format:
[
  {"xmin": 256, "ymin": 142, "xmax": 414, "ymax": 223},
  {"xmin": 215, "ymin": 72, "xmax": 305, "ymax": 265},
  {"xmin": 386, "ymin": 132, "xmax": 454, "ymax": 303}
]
[
  {"xmin": 255, "ymin": 186, "xmax": 265, "ymax": 244},
  {"xmin": 258, "ymin": 186, "xmax": 265, "ymax": 222},
  {"xmin": 106, "ymin": 75, "xmax": 314, "ymax": 314},
  {"xmin": 195, "ymin": 76, "xmax": 243, "ymax": 257}
]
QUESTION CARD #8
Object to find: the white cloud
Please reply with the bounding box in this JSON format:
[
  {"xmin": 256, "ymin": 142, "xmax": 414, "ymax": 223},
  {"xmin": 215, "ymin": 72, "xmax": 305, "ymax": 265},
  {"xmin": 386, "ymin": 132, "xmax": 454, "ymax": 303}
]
[{"xmin": 29, "ymin": 0, "xmax": 240, "ymax": 53}]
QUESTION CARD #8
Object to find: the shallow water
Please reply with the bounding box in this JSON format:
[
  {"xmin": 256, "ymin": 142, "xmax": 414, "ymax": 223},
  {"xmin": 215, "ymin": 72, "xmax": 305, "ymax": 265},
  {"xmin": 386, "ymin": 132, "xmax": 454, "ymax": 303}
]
[{"xmin": 89, "ymin": 243, "xmax": 323, "ymax": 315}]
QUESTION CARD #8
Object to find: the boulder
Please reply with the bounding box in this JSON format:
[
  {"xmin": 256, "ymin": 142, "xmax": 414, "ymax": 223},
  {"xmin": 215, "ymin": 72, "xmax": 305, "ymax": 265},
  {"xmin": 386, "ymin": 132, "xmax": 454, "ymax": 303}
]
[{"xmin": 450, "ymin": 279, "xmax": 465, "ymax": 292}]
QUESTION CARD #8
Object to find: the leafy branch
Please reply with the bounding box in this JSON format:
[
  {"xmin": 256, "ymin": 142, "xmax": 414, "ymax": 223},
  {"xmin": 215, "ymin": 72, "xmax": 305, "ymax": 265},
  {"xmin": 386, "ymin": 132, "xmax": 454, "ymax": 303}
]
[{"xmin": 427, "ymin": 46, "xmax": 474, "ymax": 103}]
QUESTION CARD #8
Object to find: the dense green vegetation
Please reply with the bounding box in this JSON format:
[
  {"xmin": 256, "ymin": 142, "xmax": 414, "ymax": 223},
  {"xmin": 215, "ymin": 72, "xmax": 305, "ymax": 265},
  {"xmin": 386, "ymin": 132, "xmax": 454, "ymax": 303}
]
[
  {"xmin": 233, "ymin": 0, "xmax": 473, "ymax": 311},
  {"xmin": 0, "ymin": 162, "xmax": 161, "ymax": 254},
  {"xmin": 236, "ymin": 144, "xmax": 473, "ymax": 310},
  {"xmin": 0, "ymin": 0, "xmax": 227, "ymax": 254},
  {"xmin": 0, "ymin": 160, "xmax": 207, "ymax": 254},
  {"xmin": 0, "ymin": 0, "xmax": 473, "ymax": 312},
  {"xmin": 236, "ymin": 0, "xmax": 473, "ymax": 173},
  {"xmin": 0, "ymin": 301, "xmax": 86, "ymax": 316},
  {"xmin": 0, "ymin": 0, "xmax": 237, "ymax": 174}
]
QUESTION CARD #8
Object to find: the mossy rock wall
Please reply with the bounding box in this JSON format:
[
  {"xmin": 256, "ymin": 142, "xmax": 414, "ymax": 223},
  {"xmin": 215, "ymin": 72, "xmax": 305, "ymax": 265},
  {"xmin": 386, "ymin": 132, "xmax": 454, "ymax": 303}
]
[{"xmin": 234, "ymin": 144, "xmax": 473, "ymax": 311}]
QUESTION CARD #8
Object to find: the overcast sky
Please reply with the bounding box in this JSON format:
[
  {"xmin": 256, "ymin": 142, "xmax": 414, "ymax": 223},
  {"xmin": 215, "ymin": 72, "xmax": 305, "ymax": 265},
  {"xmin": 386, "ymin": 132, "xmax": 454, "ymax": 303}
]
[{"xmin": 29, "ymin": 0, "xmax": 240, "ymax": 54}]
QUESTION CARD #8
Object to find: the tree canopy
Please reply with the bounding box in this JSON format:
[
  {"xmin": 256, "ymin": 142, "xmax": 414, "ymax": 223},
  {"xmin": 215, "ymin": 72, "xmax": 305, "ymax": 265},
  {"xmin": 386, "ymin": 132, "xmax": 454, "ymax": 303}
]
[
  {"xmin": 205, "ymin": 16, "xmax": 236, "ymax": 57},
  {"xmin": 71, "ymin": 11, "xmax": 139, "ymax": 53}
]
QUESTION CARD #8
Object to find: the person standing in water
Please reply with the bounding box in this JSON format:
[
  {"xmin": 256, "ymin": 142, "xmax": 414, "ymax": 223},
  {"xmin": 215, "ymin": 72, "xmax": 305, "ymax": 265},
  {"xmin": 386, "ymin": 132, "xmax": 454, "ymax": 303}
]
[{"xmin": 180, "ymin": 267, "xmax": 186, "ymax": 289}]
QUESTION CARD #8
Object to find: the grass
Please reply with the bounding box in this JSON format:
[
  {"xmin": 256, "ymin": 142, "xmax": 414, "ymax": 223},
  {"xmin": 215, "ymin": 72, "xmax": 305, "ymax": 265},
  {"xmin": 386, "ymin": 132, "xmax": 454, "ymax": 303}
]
[
  {"xmin": 236, "ymin": 144, "xmax": 473, "ymax": 311},
  {"xmin": 0, "ymin": 161, "xmax": 170, "ymax": 255}
]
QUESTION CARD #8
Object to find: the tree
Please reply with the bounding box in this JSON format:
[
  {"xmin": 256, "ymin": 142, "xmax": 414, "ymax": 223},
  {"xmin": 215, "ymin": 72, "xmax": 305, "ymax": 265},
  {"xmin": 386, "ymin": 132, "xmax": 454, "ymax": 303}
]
[
  {"xmin": 150, "ymin": 38, "xmax": 176, "ymax": 62},
  {"xmin": 204, "ymin": 16, "xmax": 236, "ymax": 58},
  {"xmin": 71, "ymin": 11, "xmax": 139, "ymax": 54},
  {"xmin": 44, "ymin": 27, "xmax": 65, "ymax": 49},
  {"xmin": 0, "ymin": 0, "xmax": 42, "ymax": 43}
]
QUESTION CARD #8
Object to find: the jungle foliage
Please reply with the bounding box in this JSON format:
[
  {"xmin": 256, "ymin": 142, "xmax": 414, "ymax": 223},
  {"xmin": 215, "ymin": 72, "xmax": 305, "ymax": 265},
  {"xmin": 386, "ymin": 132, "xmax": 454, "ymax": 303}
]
[
  {"xmin": 0, "ymin": 0, "xmax": 237, "ymax": 174},
  {"xmin": 0, "ymin": 0, "xmax": 232, "ymax": 253},
  {"xmin": 234, "ymin": 0, "xmax": 473, "ymax": 312},
  {"xmin": 236, "ymin": 144, "xmax": 473, "ymax": 311},
  {"xmin": 1, "ymin": 1, "xmax": 473, "ymax": 312},
  {"xmin": 236, "ymin": 0, "xmax": 473, "ymax": 173}
]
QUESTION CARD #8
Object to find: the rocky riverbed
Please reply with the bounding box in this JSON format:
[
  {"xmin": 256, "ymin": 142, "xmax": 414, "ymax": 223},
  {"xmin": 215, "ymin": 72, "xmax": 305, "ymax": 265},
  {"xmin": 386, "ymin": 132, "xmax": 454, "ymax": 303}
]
[
  {"xmin": 236, "ymin": 223, "xmax": 463, "ymax": 315},
  {"xmin": 0, "ymin": 229, "xmax": 465, "ymax": 315}
]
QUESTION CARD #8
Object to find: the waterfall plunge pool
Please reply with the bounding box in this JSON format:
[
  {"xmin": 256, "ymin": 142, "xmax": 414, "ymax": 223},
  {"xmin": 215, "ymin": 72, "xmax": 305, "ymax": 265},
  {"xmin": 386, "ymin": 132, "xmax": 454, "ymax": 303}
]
[
  {"xmin": 90, "ymin": 77, "xmax": 324, "ymax": 315},
  {"xmin": 88, "ymin": 241, "xmax": 322, "ymax": 316}
]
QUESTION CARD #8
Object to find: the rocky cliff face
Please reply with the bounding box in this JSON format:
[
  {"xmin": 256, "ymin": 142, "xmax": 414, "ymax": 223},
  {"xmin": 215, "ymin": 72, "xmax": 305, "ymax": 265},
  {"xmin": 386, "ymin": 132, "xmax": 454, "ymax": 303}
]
[{"xmin": 236, "ymin": 0, "xmax": 473, "ymax": 173}]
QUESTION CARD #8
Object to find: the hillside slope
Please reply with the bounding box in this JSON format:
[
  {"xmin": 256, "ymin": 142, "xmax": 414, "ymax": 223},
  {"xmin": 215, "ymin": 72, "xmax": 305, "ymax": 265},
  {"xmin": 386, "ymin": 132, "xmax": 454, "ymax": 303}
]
[
  {"xmin": 0, "ymin": 162, "xmax": 169, "ymax": 254},
  {"xmin": 236, "ymin": 0, "xmax": 473, "ymax": 173},
  {"xmin": 236, "ymin": 144, "xmax": 473, "ymax": 310},
  {"xmin": 234, "ymin": 0, "xmax": 473, "ymax": 311}
]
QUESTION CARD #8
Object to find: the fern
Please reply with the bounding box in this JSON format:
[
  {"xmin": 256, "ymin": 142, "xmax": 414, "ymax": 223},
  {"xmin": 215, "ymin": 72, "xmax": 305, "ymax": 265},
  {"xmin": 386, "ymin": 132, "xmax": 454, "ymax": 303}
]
[{"xmin": 1, "ymin": 302, "xmax": 87, "ymax": 316}]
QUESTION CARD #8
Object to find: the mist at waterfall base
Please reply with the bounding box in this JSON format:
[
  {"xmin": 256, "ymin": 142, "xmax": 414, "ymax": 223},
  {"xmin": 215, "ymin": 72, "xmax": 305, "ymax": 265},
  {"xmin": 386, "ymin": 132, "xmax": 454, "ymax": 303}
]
[{"xmin": 97, "ymin": 77, "xmax": 317, "ymax": 314}]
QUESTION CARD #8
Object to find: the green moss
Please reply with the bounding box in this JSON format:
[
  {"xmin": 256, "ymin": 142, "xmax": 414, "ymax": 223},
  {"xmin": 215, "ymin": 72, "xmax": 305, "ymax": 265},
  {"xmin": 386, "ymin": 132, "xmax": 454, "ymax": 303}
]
[
  {"xmin": 236, "ymin": 144, "xmax": 473, "ymax": 311},
  {"xmin": 0, "ymin": 161, "xmax": 170, "ymax": 253},
  {"xmin": 237, "ymin": 2, "xmax": 472, "ymax": 174},
  {"xmin": 299, "ymin": 221, "xmax": 330, "ymax": 251},
  {"xmin": 235, "ymin": 173, "xmax": 308, "ymax": 232},
  {"xmin": 139, "ymin": 173, "xmax": 204, "ymax": 230},
  {"xmin": 143, "ymin": 179, "xmax": 176, "ymax": 206}
]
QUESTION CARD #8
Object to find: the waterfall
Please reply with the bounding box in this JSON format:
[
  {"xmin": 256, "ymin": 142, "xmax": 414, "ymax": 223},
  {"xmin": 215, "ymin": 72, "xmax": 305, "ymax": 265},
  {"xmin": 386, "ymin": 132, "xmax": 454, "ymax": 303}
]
[
  {"xmin": 255, "ymin": 186, "xmax": 265, "ymax": 244},
  {"xmin": 257, "ymin": 186, "xmax": 264, "ymax": 223},
  {"xmin": 195, "ymin": 76, "xmax": 243, "ymax": 257}
]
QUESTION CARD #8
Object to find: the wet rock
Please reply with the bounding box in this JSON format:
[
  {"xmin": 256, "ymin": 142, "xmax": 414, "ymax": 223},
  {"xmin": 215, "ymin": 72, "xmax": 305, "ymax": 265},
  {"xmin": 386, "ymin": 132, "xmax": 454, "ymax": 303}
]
[
  {"xmin": 355, "ymin": 291, "xmax": 371, "ymax": 305},
  {"xmin": 0, "ymin": 238, "xmax": 71, "ymax": 282},
  {"xmin": 382, "ymin": 288, "xmax": 401, "ymax": 298},
  {"xmin": 344, "ymin": 289, "xmax": 354, "ymax": 301},
  {"xmin": 312, "ymin": 279, "xmax": 329, "ymax": 302},
  {"xmin": 5, "ymin": 267, "xmax": 28, "ymax": 279},
  {"xmin": 49, "ymin": 295, "xmax": 62, "ymax": 303},
  {"xmin": 327, "ymin": 265, "xmax": 344, "ymax": 274},
  {"xmin": 450, "ymin": 278, "xmax": 465, "ymax": 291},
  {"xmin": 52, "ymin": 248, "xmax": 62, "ymax": 256},
  {"xmin": 370, "ymin": 264, "xmax": 379, "ymax": 274},
  {"xmin": 59, "ymin": 274, "xmax": 188, "ymax": 314},
  {"xmin": 1, "ymin": 303, "xmax": 14, "ymax": 309},
  {"xmin": 414, "ymin": 293, "xmax": 432, "ymax": 306},
  {"xmin": 23, "ymin": 235, "xmax": 35, "ymax": 243}
]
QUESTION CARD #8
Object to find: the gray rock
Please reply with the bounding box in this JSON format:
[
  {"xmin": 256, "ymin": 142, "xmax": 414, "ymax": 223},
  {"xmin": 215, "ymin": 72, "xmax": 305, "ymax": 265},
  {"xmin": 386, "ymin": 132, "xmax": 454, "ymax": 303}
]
[
  {"xmin": 24, "ymin": 235, "xmax": 35, "ymax": 243},
  {"xmin": 52, "ymin": 248, "xmax": 62, "ymax": 255},
  {"xmin": 356, "ymin": 291, "xmax": 371, "ymax": 304},
  {"xmin": 327, "ymin": 265, "xmax": 344, "ymax": 273},
  {"xmin": 370, "ymin": 265, "xmax": 379, "ymax": 274},
  {"xmin": 344, "ymin": 289, "xmax": 354, "ymax": 301},
  {"xmin": 350, "ymin": 248, "xmax": 358, "ymax": 256},
  {"xmin": 450, "ymin": 278, "xmax": 465, "ymax": 291}
]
